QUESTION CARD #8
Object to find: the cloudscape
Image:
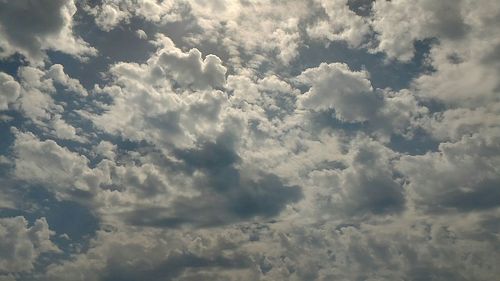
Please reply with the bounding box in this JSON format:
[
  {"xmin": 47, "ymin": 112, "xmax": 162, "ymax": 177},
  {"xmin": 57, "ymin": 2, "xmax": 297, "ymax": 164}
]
[{"xmin": 1, "ymin": 0, "xmax": 500, "ymax": 280}]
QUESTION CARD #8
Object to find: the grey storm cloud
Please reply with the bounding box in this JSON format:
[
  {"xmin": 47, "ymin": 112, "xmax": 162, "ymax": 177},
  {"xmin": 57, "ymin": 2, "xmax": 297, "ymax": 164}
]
[{"xmin": 0, "ymin": 0, "xmax": 499, "ymax": 280}]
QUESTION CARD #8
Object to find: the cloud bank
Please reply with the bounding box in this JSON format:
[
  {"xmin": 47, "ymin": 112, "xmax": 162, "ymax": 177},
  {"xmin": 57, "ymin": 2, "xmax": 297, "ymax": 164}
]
[{"xmin": 0, "ymin": 0, "xmax": 499, "ymax": 280}]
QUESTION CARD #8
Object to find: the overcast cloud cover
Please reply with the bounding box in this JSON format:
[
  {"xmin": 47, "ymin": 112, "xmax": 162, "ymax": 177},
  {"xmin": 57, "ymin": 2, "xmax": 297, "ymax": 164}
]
[{"xmin": 0, "ymin": 0, "xmax": 499, "ymax": 280}]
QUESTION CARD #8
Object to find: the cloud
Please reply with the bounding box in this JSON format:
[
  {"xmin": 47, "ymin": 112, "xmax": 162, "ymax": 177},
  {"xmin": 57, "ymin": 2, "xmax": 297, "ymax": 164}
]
[
  {"xmin": 0, "ymin": 216, "xmax": 59, "ymax": 273},
  {"xmin": 87, "ymin": 2, "xmax": 130, "ymax": 32},
  {"xmin": 46, "ymin": 64, "xmax": 87, "ymax": 96},
  {"xmin": 397, "ymin": 129, "xmax": 500, "ymax": 212},
  {"xmin": 371, "ymin": 0, "xmax": 468, "ymax": 61},
  {"xmin": 0, "ymin": 72, "xmax": 20, "ymax": 111},
  {"xmin": 309, "ymin": 135, "xmax": 404, "ymax": 217},
  {"xmin": 136, "ymin": 29, "xmax": 148, "ymax": 40},
  {"xmin": 90, "ymin": 35, "xmax": 229, "ymax": 151},
  {"xmin": 424, "ymin": 105, "xmax": 500, "ymax": 141},
  {"xmin": 83, "ymin": 0, "xmax": 179, "ymax": 31},
  {"xmin": 43, "ymin": 211, "xmax": 500, "ymax": 281},
  {"xmin": 10, "ymin": 65, "xmax": 87, "ymax": 141},
  {"xmin": 296, "ymin": 62, "xmax": 380, "ymax": 122},
  {"xmin": 152, "ymin": 35, "xmax": 227, "ymax": 90},
  {"xmin": 12, "ymin": 130, "xmax": 102, "ymax": 201},
  {"xmin": 44, "ymin": 227, "xmax": 258, "ymax": 281},
  {"xmin": 294, "ymin": 63, "xmax": 427, "ymax": 139},
  {"xmin": 307, "ymin": 0, "xmax": 371, "ymax": 48},
  {"xmin": 0, "ymin": 0, "xmax": 96, "ymax": 64},
  {"xmin": 1, "ymin": 0, "xmax": 500, "ymax": 280}
]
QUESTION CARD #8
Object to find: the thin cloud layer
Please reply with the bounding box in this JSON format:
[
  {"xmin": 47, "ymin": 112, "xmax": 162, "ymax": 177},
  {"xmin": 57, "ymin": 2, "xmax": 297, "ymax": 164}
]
[{"xmin": 0, "ymin": 0, "xmax": 499, "ymax": 280}]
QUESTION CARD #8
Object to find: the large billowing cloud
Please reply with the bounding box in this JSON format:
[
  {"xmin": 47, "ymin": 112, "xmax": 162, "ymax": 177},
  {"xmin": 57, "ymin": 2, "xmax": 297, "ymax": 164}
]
[{"xmin": 0, "ymin": 0, "xmax": 499, "ymax": 280}]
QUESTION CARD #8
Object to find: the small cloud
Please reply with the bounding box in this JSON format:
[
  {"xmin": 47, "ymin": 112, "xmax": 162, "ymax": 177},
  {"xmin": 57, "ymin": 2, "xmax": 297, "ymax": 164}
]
[{"xmin": 136, "ymin": 29, "xmax": 148, "ymax": 40}]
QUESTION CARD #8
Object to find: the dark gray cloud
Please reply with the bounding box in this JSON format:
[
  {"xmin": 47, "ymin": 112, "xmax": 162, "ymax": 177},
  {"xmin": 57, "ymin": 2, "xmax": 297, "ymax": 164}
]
[
  {"xmin": 124, "ymin": 137, "xmax": 302, "ymax": 227},
  {"xmin": 100, "ymin": 251, "xmax": 251, "ymax": 281}
]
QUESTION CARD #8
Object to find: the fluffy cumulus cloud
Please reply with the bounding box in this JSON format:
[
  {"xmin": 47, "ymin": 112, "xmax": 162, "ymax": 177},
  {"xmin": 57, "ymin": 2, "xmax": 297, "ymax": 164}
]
[
  {"xmin": 12, "ymin": 130, "xmax": 101, "ymax": 201},
  {"xmin": 307, "ymin": 0, "xmax": 371, "ymax": 48},
  {"xmin": 296, "ymin": 62, "xmax": 379, "ymax": 121},
  {"xmin": 398, "ymin": 130, "xmax": 500, "ymax": 212},
  {"xmin": 1, "ymin": 64, "xmax": 88, "ymax": 142},
  {"xmin": 0, "ymin": 0, "xmax": 499, "ymax": 280},
  {"xmin": 90, "ymin": 34, "xmax": 228, "ymax": 149},
  {"xmin": 0, "ymin": 73, "xmax": 20, "ymax": 110},
  {"xmin": 0, "ymin": 217, "xmax": 59, "ymax": 274},
  {"xmin": 309, "ymin": 136, "xmax": 405, "ymax": 217},
  {"xmin": 0, "ymin": 0, "xmax": 96, "ymax": 64}
]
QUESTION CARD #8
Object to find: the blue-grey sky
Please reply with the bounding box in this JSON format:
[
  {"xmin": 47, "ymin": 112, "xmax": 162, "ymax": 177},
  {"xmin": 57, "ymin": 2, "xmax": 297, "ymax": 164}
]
[{"xmin": 1, "ymin": 0, "xmax": 500, "ymax": 280}]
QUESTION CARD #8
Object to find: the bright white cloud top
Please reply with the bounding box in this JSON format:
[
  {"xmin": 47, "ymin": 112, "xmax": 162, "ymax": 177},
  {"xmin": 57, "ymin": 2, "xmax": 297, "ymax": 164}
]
[{"xmin": 0, "ymin": 0, "xmax": 499, "ymax": 280}]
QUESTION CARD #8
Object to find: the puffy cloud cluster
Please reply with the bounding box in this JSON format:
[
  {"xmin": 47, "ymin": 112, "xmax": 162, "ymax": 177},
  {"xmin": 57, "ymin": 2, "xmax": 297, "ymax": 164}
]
[
  {"xmin": 295, "ymin": 63, "xmax": 427, "ymax": 139},
  {"xmin": 307, "ymin": 0, "xmax": 371, "ymax": 48},
  {"xmin": 83, "ymin": 0, "xmax": 179, "ymax": 31},
  {"xmin": 371, "ymin": 0, "xmax": 475, "ymax": 62},
  {"xmin": 0, "ymin": 64, "xmax": 87, "ymax": 142},
  {"xmin": 1, "ymin": 0, "xmax": 500, "ymax": 280},
  {"xmin": 309, "ymin": 136, "xmax": 404, "ymax": 217},
  {"xmin": 38, "ymin": 212, "xmax": 500, "ymax": 281},
  {"xmin": 91, "ymin": 35, "xmax": 228, "ymax": 150},
  {"xmin": 0, "ymin": 73, "xmax": 20, "ymax": 110},
  {"xmin": 296, "ymin": 63, "xmax": 379, "ymax": 121},
  {"xmin": 12, "ymin": 131, "xmax": 100, "ymax": 201},
  {"xmin": 398, "ymin": 130, "xmax": 500, "ymax": 212},
  {"xmin": 83, "ymin": 0, "xmax": 310, "ymax": 66},
  {"xmin": 0, "ymin": 217, "xmax": 59, "ymax": 274},
  {"xmin": 0, "ymin": 0, "xmax": 96, "ymax": 64},
  {"xmin": 10, "ymin": 40, "xmax": 301, "ymax": 228}
]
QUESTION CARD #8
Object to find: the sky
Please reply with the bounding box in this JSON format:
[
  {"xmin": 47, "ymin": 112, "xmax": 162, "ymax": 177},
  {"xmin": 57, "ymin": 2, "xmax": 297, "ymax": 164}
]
[{"xmin": 0, "ymin": 0, "xmax": 499, "ymax": 280}]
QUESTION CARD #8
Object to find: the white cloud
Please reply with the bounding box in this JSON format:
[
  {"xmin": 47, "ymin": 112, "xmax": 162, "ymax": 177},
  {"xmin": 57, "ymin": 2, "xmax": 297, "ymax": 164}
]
[
  {"xmin": 296, "ymin": 63, "xmax": 380, "ymax": 122},
  {"xmin": 307, "ymin": 0, "xmax": 371, "ymax": 48},
  {"xmin": 371, "ymin": 0, "xmax": 468, "ymax": 62},
  {"xmin": 294, "ymin": 63, "xmax": 427, "ymax": 139},
  {"xmin": 44, "ymin": 227, "xmax": 258, "ymax": 281},
  {"xmin": 369, "ymin": 0, "xmax": 500, "ymax": 117},
  {"xmin": 91, "ymin": 35, "xmax": 230, "ymax": 149},
  {"xmin": 0, "ymin": 72, "xmax": 21, "ymax": 110},
  {"xmin": 186, "ymin": 0, "xmax": 308, "ymax": 66},
  {"xmin": 16, "ymin": 66, "xmax": 61, "ymax": 122},
  {"xmin": 92, "ymin": 3, "xmax": 130, "ymax": 32},
  {"xmin": 3, "ymin": 65, "xmax": 87, "ymax": 142},
  {"xmin": 0, "ymin": 216, "xmax": 59, "ymax": 273},
  {"xmin": 136, "ymin": 29, "xmax": 148, "ymax": 40},
  {"xmin": 397, "ymin": 129, "xmax": 500, "ymax": 212},
  {"xmin": 93, "ymin": 140, "xmax": 117, "ymax": 160},
  {"xmin": 46, "ymin": 64, "xmax": 87, "ymax": 96},
  {"xmin": 83, "ymin": 0, "xmax": 179, "ymax": 31},
  {"xmin": 12, "ymin": 130, "xmax": 103, "ymax": 201},
  {"xmin": 152, "ymin": 35, "xmax": 227, "ymax": 90}
]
